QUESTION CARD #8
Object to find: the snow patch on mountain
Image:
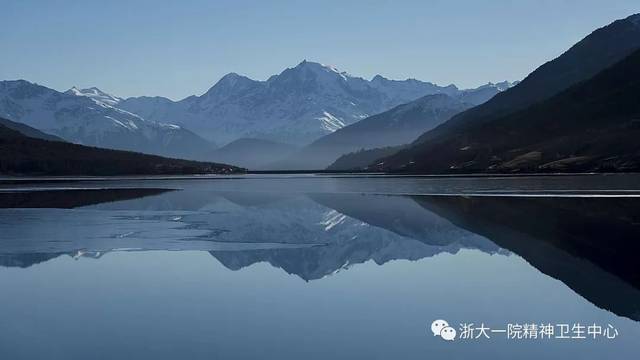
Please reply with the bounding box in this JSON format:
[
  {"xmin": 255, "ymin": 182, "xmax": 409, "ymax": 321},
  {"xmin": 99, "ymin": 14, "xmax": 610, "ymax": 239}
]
[
  {"xmin": 317, "ymin": 111, "xmax": 346, "ymax": 132},
  {"xmin": 66, "ymin": 86, "xmax": 123, "ymax": 106},
  {"xmin": 320, "ymin": 210, "xmax": 348, "ymax": 231}
]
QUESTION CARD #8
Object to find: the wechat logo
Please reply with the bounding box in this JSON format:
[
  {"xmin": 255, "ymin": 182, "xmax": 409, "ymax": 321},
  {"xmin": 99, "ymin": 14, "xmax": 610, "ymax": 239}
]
[{"xmin": 431, "ymin": 319, "xmax": 456, "ymax": 341}]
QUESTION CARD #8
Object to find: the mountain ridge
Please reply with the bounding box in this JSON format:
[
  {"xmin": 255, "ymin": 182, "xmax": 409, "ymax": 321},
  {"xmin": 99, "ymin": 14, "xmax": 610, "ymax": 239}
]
[
  {"xmin": 376, "ymin": 13, "xmax": 640, "ymax": 173},
  {"xmin": 117, "ymin": 60, "xmax": 514, "ymax": 145},
  {"xmin": 378, "ymin": 45, "xmax": 640, "ymax": 173},
  {"xmin": 0, "ymin": 80, "xmax": 217, "ymax": 160}
]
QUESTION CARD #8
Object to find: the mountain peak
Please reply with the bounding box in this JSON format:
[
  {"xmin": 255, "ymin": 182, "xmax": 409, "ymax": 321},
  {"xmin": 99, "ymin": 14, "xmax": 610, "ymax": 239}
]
[
  {"xmin": 473, "ymin": 81, "xmax": 515, "ymax": 91},
  {"xmin": 295, "ymin": 59, "xmax": 324, "ymax": 69},
  {"xmin": 211, "ymin": 72, "xmax": 255, "ymax": 88},
  {"xmin": 212, "ymin": 72, "xmax": 256, "ymax": 86},
  {"xmin": 219, "ymin": 72, "xmax": 243, "ymax": 81},
  {"xmin": 118, "ymin": 60, "xmax": 504, "ymax": 147},
  {"xmin": 291, "ymin": 60, "xmax": 350, "ymax": 79},
  {"xmin": 201, "ymin": 72, "xmax": 261, "ymax": 101},
  {"xmin": 494, "ymin": 80, "xmax": 516, "ymax": 91},
  {"xmin": 66, "ymin": 86, "xmax": 82, "ymax": 96},
  {"xmin": 371, "ymin": 74, "xmax": 388, "ymax": 83},
  {"xmin": 294, "ymin": 60, "xmax": 323, "ymax": 69},
  {"xmin": 66, "ymin": 86, "xmax": 110, "ymax": 96},
  {"xmin": 626, "ymin": 13, "xmax": 640, "ymax": 26},
  {"xmin": 65, "ymin": 86, "xmax": 122, "ymax": 106},
  {"xmin": 371, "ymin": 75, "xmax": 424, "ymax": 83}
]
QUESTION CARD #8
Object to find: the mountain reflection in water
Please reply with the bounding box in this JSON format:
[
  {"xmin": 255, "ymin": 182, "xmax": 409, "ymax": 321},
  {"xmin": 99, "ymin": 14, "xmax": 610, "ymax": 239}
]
[{"xmin": 0, "ymin": 181, "xmax": 639, "ymax": 322}]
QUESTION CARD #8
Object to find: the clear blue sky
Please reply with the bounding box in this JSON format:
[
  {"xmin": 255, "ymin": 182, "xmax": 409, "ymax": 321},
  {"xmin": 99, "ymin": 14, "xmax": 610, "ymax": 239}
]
[{"xmin": 1, "ymin": 0, "xmax": 638, "ymax": 100}]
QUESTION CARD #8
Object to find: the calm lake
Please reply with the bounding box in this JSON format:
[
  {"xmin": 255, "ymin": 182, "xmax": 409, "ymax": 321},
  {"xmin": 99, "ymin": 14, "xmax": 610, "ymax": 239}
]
[{"xmin": 1, "ymin": 174, "xmax": 639, "ymax": 359}]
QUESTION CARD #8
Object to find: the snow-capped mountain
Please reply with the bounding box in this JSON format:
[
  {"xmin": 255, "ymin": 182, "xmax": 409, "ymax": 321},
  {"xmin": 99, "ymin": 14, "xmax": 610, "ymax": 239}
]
[
  {"xmin": 0, "ymin": 80, "xmax": 216, "ymax": 159},
  {"xmin": 0, "ymin": 63, "xmax": 514, "ymax": 163},
  {"xmin": 118, "ymin": 60, "xmax": 471, "ymax": 145},
  {"xmin": 66, "ymin": 86, "xmax": 123, "ymax": 106}
]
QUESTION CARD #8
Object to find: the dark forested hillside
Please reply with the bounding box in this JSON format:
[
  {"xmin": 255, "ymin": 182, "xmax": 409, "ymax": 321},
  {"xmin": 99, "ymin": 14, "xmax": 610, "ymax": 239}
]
[
  {"xmin": 0, "ymin": 119, "xmax": 244, "ymax": 176},
  {"xmin": 376, "ymin": 47, "xmax": 640, "ymax": 173},
  {"xmin": 381, "ymin": 14, "xmax": 640, "ymax": 173},
  {"xmin": 327, "ymin": 146, "xmax": 404, "ymax": 171},
  {"xmin": 0, "ymin": 117, "xmax": 64, "ymax": 142}
]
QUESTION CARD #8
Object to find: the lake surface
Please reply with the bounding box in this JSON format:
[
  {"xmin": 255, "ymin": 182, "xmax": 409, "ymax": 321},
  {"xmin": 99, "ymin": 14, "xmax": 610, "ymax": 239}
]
[{"xmin": 1, "ymin": 174, "xmax": 639, "ymax": 359}]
